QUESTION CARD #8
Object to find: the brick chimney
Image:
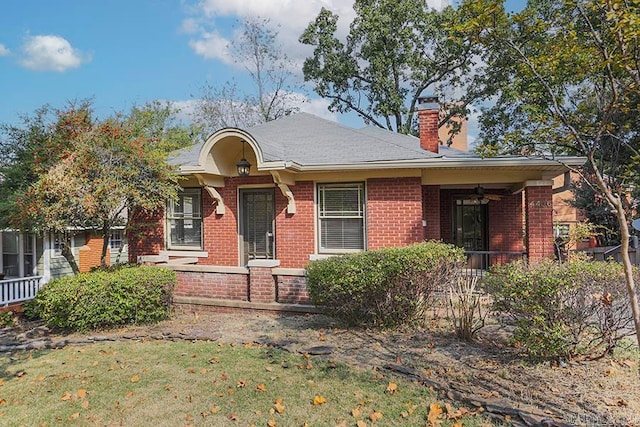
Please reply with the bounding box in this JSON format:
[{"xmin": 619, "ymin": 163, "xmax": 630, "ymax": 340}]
[{"xmin": 417, "ymin": 96, "xmax": 440, "ymax": 153}]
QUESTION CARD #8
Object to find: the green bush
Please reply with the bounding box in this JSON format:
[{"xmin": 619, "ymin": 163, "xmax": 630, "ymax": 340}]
[
  {"xmin": 484, "ymin": 256, "xmax": 636, "ymax": 360},
  {"xmin": 32, "ymin": 266, "xmax": 175, "ymax": 331},
  {"xmin": 305, "ymin": 241, "xmax": 465, "ymax": 328}
]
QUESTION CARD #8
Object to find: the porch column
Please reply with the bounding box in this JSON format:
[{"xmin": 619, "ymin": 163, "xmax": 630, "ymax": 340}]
[
  {"xmin": 247, "ymin": 259, "xmax": 280, "ymax": 303},
  {"xmin": 423, "ymin": 185, "xmax": 441, "ymax": 240},
  {"xmin": 525, "ymin": 183, "xmax": 555, "ymax": 261}
]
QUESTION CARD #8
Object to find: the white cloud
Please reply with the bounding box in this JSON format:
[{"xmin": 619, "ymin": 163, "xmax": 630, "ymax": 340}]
[
  {"xmin": 0, "ymin": 43, "xmax": 9, "ymax": 56},
  {"xmin": 19, "ymin": 35, "xmax": 89, "ymax": 72},
  {"xmin": 188, "ymin": 31, "xmax": 234, "ymax": 64},
  {"xmin": 299, "ymin": 97, "xmax": 337, "ymax": 122}
]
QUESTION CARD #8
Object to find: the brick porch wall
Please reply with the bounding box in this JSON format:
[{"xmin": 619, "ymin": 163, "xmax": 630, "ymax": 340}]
[
  {"xmin": 367, "ymin": 177, "xmax": 424, "ymax": 249},
  {"xmin": 525, "ymin": 185, "xmax": 555, "ymax": 260},
  {"xmin": 274, "ymin": 181, "xmax": 315, "ymax": 268},
  {"xmin": 128, "ymin": 208, "xmax": 164, "ymax": 263},
  {"xmin": 488, "ymin": 191, "xmax": 524, "ymax": 253},
  {"xmin": 423, "ymin": 185, "xmax": 441, "ymax": 240}
]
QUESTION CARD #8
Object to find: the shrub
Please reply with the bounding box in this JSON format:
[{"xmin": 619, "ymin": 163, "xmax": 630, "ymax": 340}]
[
  {"xmin": 484, "ymin": 256, "xmax": 636, "ymax": 360},
  {"xmin": 305, "ymin": 241, "xmax": 465, "ymax": 328},
  {"xmin": 33, "ymin": 266, "xmax": 175, "ymax": 331}
]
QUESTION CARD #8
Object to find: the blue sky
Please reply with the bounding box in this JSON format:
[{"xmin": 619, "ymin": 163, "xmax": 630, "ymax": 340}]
[{"xmin": 0, "ymin": 0, "xmax": 524, "ymax": 139}]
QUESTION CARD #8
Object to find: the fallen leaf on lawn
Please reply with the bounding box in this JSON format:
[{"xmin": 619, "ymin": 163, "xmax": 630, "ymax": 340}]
[
  {"xmin": 274, "ymin": 399, "xmax": 285, "ymax": 414},
  {"xmin": 312, "ymin": 395, "xmax": 327, "ymax": 405},
  {"xmin": 69, "ymin": 413, "xmax": 79, "ymax": 420},
  {"xmin": 81, "ymin": 401, "xmax": 90, "ymax": 409},
  {"xmin": 401, "ymin": 411, "xmax": 409, "ymax": 418},
  {"xmin": 604, "ymin": 369, "xmax": 617, "ymax": 376},
  {"xmin": 16, "ymin": 371, "xmax": 26, "ymax": 378},
  {"xmin": 336, "ymin": 420, "xmax": 348, "ymax": 427},
  {"xmin": 76, "ymin": 389, "xmax": 87, "ymax": 399},
  {"xmin": 61, "ymin": 392, "xmax": 73, "ymax": 401},
  {"xmin": 125, "ymin": 391, "xmax": 134, "ymax": 397},
  {"xmin": 369, "ymin": 411, "xmax": 383, "ymax": 422},
  {"xmin": 228, "ymin": 412, "xmax": 237, "ymax": 421},
  {"xmin": 164, "ymin": 385, "xmax": 171, "ymax": 391},
  {"xmin": 37, "ymin": 375, "xmax": 45, "ymax": 382},
  {"xmin": 210, "ymin": 406, "xmax": 219, "ymax": 414},
  {"xmin": 352, "ymin": 407, "xmax": 362, "ymax": 417},
  {"xmin": 452, "ymin": 422, "xmax": 463, "ymax": 427},
  {"xmin": 267, "ymin": 419, "xmax": 276, "ymax": 427},
  {"xmin": 385, "ymin": 382, "xmax": 398, "ymax": 394},
  {"xmin": 130, "ymin": 375, "xmax": 140, "ymax": 383},
  {"xmin": 356, "ymin": 421, "xmax": 367, "ymax": 427},
  {"xmin": 0, "ymin": 399, "xmax": 6, "ymax": 405},
  {"xmin": 265, "ymin": 366, "xmax": 273, "ymax": 372},
  {"xmin": 185, "ymin": 414, "xmax": 193, "ymax": 421},
  {"xmin": 228, "ymin": 388, "xmax": 235, "ymax": 395},
  {"xmin": 237, "ymin": 380, "xmax": 246, "ymax": 388},
  {"xmin": 256, "ymin": 383, "xmax": 267, "ymax": 392},
  {"xmin": 428, "ymin": 403, "xmax": 443, "ymax": 426},
  {"xmin": 187, "ymin": 368, "xmax": 196, "ymax": 374},
  {"xmin": 92, "ymin": 361, "xmax": 99, "ymax": 367}
]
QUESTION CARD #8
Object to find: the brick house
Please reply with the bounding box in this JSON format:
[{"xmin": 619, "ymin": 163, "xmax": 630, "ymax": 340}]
[{"xmin": 128, "ymin": 98, "xmax": 585, "ymax": 311}]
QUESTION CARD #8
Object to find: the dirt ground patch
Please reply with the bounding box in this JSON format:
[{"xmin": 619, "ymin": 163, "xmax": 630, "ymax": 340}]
[{"xmin": 3, "ymin": 310, "xmax": 639, "ymax": 426}]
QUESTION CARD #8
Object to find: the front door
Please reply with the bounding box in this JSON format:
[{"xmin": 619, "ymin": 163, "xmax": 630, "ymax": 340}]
[
  {"xmin": 453, "ymin": 199, "xmax": 488, "ymax": 269},
  {"xmin": 240, "ymin": 189, "xmax": 275, "ymax": 265}
]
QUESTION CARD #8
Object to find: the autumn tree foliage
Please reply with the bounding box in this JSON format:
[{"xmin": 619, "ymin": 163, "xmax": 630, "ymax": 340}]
[
  {"xmin": 299, "ymin": 0, "xmax": 491, "ymax": 137},
  {"xmin": 0, "ymin": 101, "xmax": 188, "ymax": 273},
  {"xmin": 458, "ymin": 0, "xmax": 640, "ymax": 348}
]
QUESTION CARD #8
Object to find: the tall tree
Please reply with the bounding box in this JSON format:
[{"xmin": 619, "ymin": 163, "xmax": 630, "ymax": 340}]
[
  {"xmin": 193, "ymin": 18, "xmax": 304, "ymax": 136},
  {"xmin": 299, "ymin": 0, "xmax": 490, "ymax": 137},
  {"xmin": 1, "ymin": 101, "xmax": 190, "ymax": 272},
  {"xmin": 459, "ymin": 0, "xmax": 640, "ymax": 347}
]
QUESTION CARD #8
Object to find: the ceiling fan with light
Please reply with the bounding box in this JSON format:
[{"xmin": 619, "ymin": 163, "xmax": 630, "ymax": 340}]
[{"xmin": 475, "ymin": 185, "xmax": 503, "ymax": 202}]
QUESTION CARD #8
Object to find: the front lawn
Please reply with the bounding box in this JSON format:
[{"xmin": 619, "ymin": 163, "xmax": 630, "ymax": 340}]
[{"xmin": 0, "ymin": 340, "xmax": 486, "ymax": 426}]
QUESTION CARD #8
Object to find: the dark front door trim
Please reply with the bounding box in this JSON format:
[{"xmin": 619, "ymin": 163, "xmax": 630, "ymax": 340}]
[{"xmin": 239, "ymin": 188, "xmax": 276, "ymax": 266}]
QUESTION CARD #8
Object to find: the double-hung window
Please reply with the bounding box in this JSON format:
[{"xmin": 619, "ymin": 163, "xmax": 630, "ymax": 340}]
[
  {"xmin": 167, "ymin": 188, "xmax": 202, "ymax": 249},
  {"xmin": 317, "ymin": 183, "xmax": 365, "ymax": 252}
]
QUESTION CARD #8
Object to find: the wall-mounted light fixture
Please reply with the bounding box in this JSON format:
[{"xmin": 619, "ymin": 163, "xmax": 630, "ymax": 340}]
[{"xmin": 236, "ymin": 140, "xmax": 251, "ymax": 177}]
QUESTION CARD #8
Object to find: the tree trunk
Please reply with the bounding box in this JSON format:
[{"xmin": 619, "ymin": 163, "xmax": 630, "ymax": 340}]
[
  {"xmin": 100, "ymin": 222, "xmax": 110, "ymax": 268},
  {"xmin": 614, "ymin": 203, "xmax": 640, "ymax": 350},
  {"xmin": 60, "ymin": 237, "xmax": 80, "ymax": 275}
]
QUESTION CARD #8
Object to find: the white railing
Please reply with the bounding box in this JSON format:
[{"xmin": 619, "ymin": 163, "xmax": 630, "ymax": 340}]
[{"xmin": 1, "ymin": 276, "xmax": 43, "ymax": 306}]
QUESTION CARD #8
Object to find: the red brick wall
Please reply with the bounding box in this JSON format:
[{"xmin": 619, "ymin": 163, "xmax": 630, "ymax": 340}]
[
  {"xmin": 423, "ymin": 185, "xmax": 441, "ymax": 240},
  {"xmin": 175, "ymin": 270, "xmax": 249, "ymax": 301},
  {"xmin": 79, "ymin": 232, "xmax": 109, "ymax": 272},
  {"xmin": 275, "ymin": 181, "xmax": 315, "ymax": 268},
  {"xmin": 367, "ymin": 177, "xmax": 424, "ymax": 249},
  {"xmin": 276, "ymin": 275, "xmax": 310, "ymax": 304},
  {"xmin": 488, "ymin": 191, "xmax": 524, "ymax": 253},
  {"xmin": 128, "ymin": 208, "xmax": 164, "ymax": 263},
  {"xmin": 525, "ymin": 185, "xmax": 555, "ymax": 260},
  {"xmin": 418, "ymin": 108, "xmax": 439, "ymax": 153}
]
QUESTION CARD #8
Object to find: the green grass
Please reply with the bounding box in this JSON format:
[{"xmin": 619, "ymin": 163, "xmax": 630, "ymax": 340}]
[{"xmin": 0, "ymin": 341, "xmax": 488, "ymax": 426}]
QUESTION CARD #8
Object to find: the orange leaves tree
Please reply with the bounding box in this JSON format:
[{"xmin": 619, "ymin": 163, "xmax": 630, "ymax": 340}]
[{"xmin": 1, "ymin": 101, "xmax": 188, "ymax": 272}]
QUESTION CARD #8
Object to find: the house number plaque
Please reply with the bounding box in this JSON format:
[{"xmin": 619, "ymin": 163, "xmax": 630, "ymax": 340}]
[{"xmin": 528, "ymin": 200, "xmax": 552, "ymax": 207}]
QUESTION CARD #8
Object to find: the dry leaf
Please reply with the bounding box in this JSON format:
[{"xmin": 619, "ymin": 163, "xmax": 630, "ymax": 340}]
[
  {"xmin": 274, "ymin": 400, "xmax": 285, "ymax": 414},
  {"xmin": 369, "ymin": 411, "xmax": 383, "ymax": 422},
  {"xmin": 237, "ymin": 380, "xmax": 247, "ymax": 388},
  {"xmin": 452, "ymin": 423, "xmax": 463, "ymax": 427},
  {"xmin": 401, "ymin": 411, "xmax": 409, "ymax": 418},
  {"xmin": 352, "ymin": 407, "xmax": 362, "ymax": 417},
  {"xmin": 267, "ymin": 419, "xmax": 276, "ymax": 427},
  {"xmin": 385, "ymin": 382, "xmax": 398, "ymax": 394},
  {"xmin": 256, "ymin": 383, "xmax": 267, "ymax": 392},
  {"xmin": 428, "ymin": 403, "xmax": 443, "ymax": 426},
  {"xmin": 356, "ymin": 421, "xmax": 367, "ymax": 427},
  {"xmin": 312, "ymin": 395, "xmax": 327, "ymax": 405},
  {"xmin": 185, "ymin": 414, "xmax": 193, "ymax": 421},
  {"xmin": 125, "ymin": 391, "xmax": 134, "ymax": 397},
  {"xmin": 61, "ymin": 392, "xmax": 72, "ymax": 401},
  {"xmin": 228, "ymin": 412, "xmax": 237, "ymax": 421},
  {"xmin": 210, "ymin": 406, "xmax": 219, "ymax": 414},
  {"xmin": 69, "ymin": 413, "xmax": 79, "ymax": 420},
  {"xmin": 37, "ymin": 375, "xmax": 45, "ymax": 382},
  {"xmin": 76, "ymin": 389, "xmax": 87, "ymax": 399},
  {"xmin": 81, "ymin": 401, "xmax": 90, "ymax": 409},
  {"xmin": 130, "ymin": 375, "xmax": 140, "ymax": 383}
]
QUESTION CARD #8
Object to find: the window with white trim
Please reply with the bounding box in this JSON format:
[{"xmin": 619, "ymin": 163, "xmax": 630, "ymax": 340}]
[
  {"xmin": 110, "ymin": 229, "xmax": 125, "ymax": 250},
  {"xmin": 167, "ymin": 188, "xmax": 203, "ymax": 249},
  {"xmin": 317, "ymin": 183, "xmax": 366, "ymax": 252}
]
